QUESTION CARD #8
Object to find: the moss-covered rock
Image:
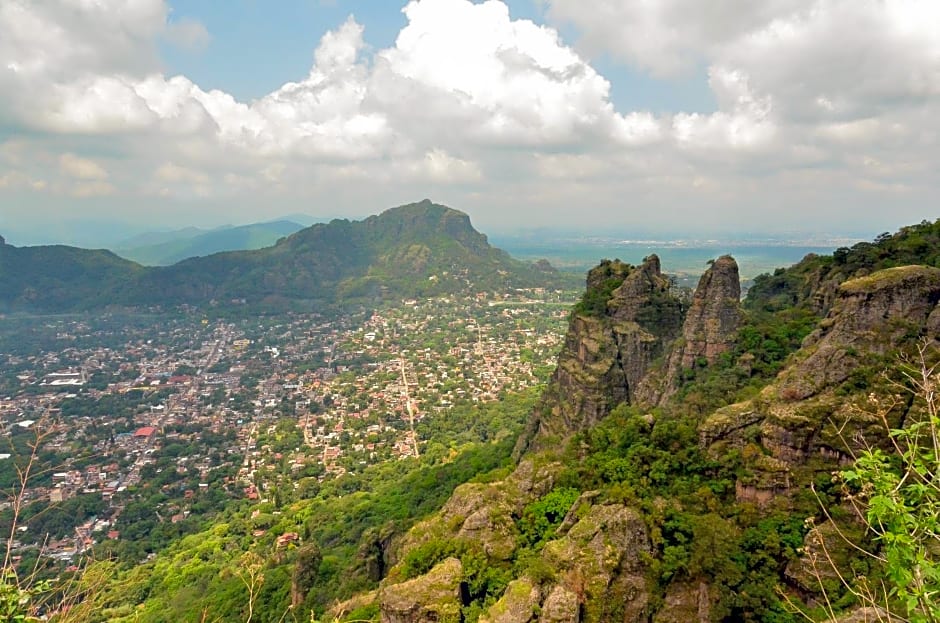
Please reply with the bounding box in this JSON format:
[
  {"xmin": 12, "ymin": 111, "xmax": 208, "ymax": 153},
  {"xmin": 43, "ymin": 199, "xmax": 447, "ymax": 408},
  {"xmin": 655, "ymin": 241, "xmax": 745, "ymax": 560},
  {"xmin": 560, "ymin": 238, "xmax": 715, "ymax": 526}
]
[
  {"xmin": 478, "ymin": 578, "xmax": 540, "ymax": 623},
  {"xmin": 379, "ymin": 557, "xmax": 463, "ymax": 623}
]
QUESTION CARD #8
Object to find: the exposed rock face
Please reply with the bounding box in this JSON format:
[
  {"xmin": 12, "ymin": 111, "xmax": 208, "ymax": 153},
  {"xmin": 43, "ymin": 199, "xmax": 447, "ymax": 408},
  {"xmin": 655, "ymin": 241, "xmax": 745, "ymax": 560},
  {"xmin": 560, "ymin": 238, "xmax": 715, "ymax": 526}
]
[
  {"xmin": 394, "ymin": 459, "xmax": 559, "ymax": 566},
  {"xmin": 0, "ymin": 234, "xmax": 5, "ymax": 246},
  {"xmin": 702, "ymin": 265, "xmax": 940, "ymax": 503},
  {"xmin": 471, "ymin": 503, "xmax": 653, "ymax": 623},
  {"xmin": 515, "ymin": 255, "xmax": 684, "ymax": 455},
  {"xmin": 674, "ymin": 256, "xmax": 741, "ymax": 368},
  {"xmin": 538, "ymin": 504, "xmax": 652, "ymax": 623},
  {"xmin": 372, "ymin": 261, "xmax": 940, "ymax": 623},
  {"xmin": 379, "ymin": 557, "xmax": 463, "ymax": 623},
  {"xmin": 379, "ymin": 461, "xmax": 560, "ymax": 622},
  {"xmin": 539, "ymin": 585, "xmax": 580, "ymax": 622},
  {"xmin": 478, "ymin": 579, "xmax": 540, "ymax": 623},
  {"xmin": 638, "ymin": 255, "xmax": 741, "ymax": 405},
  {"xmin": 652, "ymin": 581, "xmax": 713, "ymax": 623},
  {"xmin": 775, "ymin": 265, "xmax": 940, "ymax": 402}
]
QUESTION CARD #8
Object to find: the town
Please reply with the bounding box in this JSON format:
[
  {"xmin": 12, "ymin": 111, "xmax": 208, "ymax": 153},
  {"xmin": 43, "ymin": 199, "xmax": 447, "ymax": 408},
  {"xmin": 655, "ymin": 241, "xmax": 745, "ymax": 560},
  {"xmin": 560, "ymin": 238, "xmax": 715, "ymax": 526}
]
[{"xmin": 0, "ymin": 288, "xmax": 573, "ymax": 568}]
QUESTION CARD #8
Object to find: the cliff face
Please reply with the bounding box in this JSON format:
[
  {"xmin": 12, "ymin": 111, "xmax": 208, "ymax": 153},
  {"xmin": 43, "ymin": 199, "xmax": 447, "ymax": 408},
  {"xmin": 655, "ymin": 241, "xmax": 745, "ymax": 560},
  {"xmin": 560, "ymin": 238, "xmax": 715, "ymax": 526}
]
[
  {"xmin": 702, "ymin": 265, "xmax": 940, "ymax": 499},
  {"xmin": 774, "ymin": 265, "xmax": 940, "ymax": 402},
  {"xmin": 515, "ymin": 255, "xmax": 684, "ymax": 455},
  {"xmin": 638, "ymin": 255, "xmax": 742, "ymax": 405},
  {"xmin": 673, "ymin": 256, "xmax": 741, "ymax": 368}
]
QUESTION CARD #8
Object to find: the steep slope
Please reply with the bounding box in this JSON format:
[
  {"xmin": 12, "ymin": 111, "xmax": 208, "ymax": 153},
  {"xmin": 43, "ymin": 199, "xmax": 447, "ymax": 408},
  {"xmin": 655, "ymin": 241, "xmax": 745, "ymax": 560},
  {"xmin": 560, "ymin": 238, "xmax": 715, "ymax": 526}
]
[
  {"xmin": 514, "ymin": 255, "xmax": 685, "ymax": 456},
  {"xmin": 637, "ymin": 255, "xmax": 742, "ymax": 405},
  {"xmin": 0, "ymin": 239, "xmax": 143, "ymax": 312},
  {"xmin": 0, "ymin": 201, "xmax": 569, "ymax": 312},
  {"xmin": 368, "ymin": 253, "xmax": 940, "ymax": 622},
  {"xmin": 114, "ymin": 220, "xmax": 305, "ymax": 266}
]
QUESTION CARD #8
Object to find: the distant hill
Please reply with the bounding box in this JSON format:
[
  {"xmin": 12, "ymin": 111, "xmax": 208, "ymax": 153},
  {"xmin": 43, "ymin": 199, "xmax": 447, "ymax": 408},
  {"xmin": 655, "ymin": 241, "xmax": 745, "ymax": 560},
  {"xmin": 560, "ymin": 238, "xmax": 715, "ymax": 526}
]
[
  {"xmin": 114, "ymin": 220, "xmax": 306, "ymax": 266},
  {"xmin": 0, "ymin": 200, "xmax": 569, "ymax": 313},
  {"xmin": 0, "ymin": 240, "xmax": 143, "ymax": 312}
]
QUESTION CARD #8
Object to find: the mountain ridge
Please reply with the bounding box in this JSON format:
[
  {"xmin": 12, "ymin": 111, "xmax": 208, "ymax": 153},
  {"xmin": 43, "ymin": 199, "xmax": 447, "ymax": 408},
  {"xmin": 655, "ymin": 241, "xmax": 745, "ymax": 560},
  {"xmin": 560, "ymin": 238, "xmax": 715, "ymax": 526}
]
[
  {"xmin": 0, "ymin": 200, "xmax": 569, "ymax": 313},
  {"xmin": 114, "ymin": 220, "xmax": 306, "ymax": 266}
]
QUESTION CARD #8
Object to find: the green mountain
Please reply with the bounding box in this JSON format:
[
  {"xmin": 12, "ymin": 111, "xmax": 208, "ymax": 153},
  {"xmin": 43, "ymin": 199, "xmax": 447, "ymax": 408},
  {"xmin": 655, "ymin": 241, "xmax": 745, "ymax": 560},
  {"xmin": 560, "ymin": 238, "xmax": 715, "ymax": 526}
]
[
  {"xmin": 0, "ymin": 238, "xmax": 144, "ymax": 312},
  {"xmin": 360, "ymin": 221, "xmax": 940, "ymax": 622},
  {"xmin": 0, "ymin": 200, "xmax": 569, "ymax": 313},
  {"xmin": 114, "ymin": 220, "xmax": 306, "ymax": 266}
]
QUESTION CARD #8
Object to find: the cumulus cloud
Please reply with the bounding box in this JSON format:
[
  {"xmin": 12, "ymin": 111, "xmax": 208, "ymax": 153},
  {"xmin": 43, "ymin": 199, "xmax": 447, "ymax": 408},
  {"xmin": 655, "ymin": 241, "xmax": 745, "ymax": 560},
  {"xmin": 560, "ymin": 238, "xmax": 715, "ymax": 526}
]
[{"xmin": 0, "ymin": 0, "xmax": 938, "ymax": 235}]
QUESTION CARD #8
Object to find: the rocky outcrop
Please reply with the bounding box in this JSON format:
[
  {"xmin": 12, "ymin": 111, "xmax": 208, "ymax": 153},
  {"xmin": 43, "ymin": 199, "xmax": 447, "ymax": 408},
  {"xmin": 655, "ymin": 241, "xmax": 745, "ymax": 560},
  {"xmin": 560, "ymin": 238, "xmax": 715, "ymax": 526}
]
[
  {"xmin": 638, "ymin": 255, "xmax": 742, "ymax": 405},
  {"xmin": 702, "ymin": 265, "xmax": 940, "ymax": 504},
  {"xmin": 539, "ymin": 504, "xmax": 652, "ymax": 623},
  {"xmin": 675, "ymin": 256, "xmax": 741, "ymax": 367},
  {"xmin": 371, "ymin": 259, "xmax": 940, "ymax": 623},
  {"xmin": 652, "ymin": 581, "xmax": 714, "ymax": 623},
  {"xmin": 478, "ymin": 579, "xmax": 540, "ymax": 623},
  {"xmin": 379, "ymin": 557, "xmax": 463, "ymax": 623},
  {"xmin": 0, "ymin": 234, "xmax": 5, "ymax": 246},
  {"xmin": 775, "ymin": 265, "xmax": 940, "ymax": 402},
  {"xmin": 471, "ymin": 503, "xmax": 653, "ymax": 623},
  {"xmin": 515, "ymin": 255, "xmax": 684, "ymax": 455},
  {"xmin": 393, "ymin": 459, "xmax": 559, "ymax": 568}
]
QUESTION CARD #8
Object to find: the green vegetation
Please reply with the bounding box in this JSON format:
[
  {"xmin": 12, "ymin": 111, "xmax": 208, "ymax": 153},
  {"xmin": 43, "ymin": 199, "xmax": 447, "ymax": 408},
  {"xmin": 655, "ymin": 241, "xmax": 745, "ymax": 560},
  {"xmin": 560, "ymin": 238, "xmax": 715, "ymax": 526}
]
[
  {"xmin": 807, "ymin": 343, "xmax": 940, "ymax": 623},
  {"xmin": 77, "ymin": 389, "xmax": 539, "ymax": 622},
  {"xmin": 0, "ymin": 201, "xmax": 577, "ymax": 314}
]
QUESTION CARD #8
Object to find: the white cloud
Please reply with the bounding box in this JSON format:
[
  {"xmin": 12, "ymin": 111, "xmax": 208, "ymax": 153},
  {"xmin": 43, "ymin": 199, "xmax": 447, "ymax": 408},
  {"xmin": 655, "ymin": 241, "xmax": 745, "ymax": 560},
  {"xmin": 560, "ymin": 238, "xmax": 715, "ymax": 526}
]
[
  {"xmin": 0, "ymin": 0, "xmax": 938, "ymax": 236},
  {"xmin": 412, "ymin": 150, "xmax": 483, "ymax": 184},
  {"xmin": 59, "ymin": 154, "xmax": 109, "ymax": 180}
]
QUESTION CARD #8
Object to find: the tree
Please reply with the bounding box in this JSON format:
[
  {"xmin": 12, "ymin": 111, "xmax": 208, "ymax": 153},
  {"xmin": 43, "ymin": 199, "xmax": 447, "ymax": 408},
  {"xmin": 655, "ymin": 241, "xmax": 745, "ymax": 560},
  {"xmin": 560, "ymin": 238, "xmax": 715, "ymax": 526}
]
[{"xmin": 802, "ymin": 341, "xmax": 940, "ymax": 623}]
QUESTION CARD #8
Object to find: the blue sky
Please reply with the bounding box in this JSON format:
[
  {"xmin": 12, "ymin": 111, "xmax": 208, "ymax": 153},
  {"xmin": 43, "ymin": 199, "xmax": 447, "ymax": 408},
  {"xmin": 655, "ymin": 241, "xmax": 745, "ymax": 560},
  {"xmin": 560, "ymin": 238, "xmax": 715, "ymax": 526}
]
[{"xmin": 1, "ymin": 0, "xmax": 938, "ymax": 243}]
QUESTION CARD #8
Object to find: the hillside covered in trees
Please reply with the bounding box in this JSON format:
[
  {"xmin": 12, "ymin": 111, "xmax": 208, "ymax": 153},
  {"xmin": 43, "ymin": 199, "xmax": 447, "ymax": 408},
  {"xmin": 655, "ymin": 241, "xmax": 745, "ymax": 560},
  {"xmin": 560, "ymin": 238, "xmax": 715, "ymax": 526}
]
[{"xmin": 0, "ymin": 200, "xmax": 570, "ymax": 313}]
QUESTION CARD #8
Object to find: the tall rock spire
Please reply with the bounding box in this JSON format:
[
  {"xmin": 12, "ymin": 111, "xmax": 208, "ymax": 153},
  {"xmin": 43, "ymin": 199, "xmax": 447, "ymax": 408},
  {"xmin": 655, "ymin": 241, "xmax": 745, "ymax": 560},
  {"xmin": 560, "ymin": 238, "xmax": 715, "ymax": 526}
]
[
  {"xmin": 514, "ymin": 255, "xmax": 685, "ymax": 456},
  {"xmin": 638, "ymin": 255, "xmax": 741, "ymax": 405}
]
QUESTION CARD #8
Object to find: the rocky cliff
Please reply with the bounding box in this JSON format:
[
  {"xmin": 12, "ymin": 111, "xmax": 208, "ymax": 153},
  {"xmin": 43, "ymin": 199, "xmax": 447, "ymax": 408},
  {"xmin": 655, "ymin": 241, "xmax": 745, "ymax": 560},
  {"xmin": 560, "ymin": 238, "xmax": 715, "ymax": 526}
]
[
  {"xmin": 702, "ymin": 264, "xmax": 940, "ymax": 501},
  {"xmin": 637, "ymin": 255, "xmax": 742, "ymax": 405},
  {"xmin": 514, "ymin": 255, "xmax": 684, "ymax": 456},
  {"xmin": 367, "ymin": 256, "xmax": 940, "ymax": 623}
]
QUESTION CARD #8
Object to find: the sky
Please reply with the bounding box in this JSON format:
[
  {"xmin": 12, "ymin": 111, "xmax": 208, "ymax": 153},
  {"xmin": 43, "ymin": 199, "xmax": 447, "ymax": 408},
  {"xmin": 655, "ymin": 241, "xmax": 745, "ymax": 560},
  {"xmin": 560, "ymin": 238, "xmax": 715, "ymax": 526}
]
[{"xmin": 1, "ymin": 0, "xmax": 939, "ymax": 244}]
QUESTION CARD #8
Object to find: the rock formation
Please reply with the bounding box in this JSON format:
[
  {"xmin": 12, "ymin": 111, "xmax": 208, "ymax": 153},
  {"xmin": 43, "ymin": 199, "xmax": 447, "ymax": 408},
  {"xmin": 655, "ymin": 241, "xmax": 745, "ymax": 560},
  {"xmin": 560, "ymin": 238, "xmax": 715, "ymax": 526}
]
[
  {"xmin": 372, "ymin": 259, "xmax": 940, "ymax": 623},
  {"xmin": 672, "ymin": 256, "xmax": 741, "ymax": 368},
  {"xmin": 774, "ymin": 265, "xmax": 940, "ymax": 402},
  {"xmin": 379, "ymin": 557, "xmax": 464, "ymax": 623},
  {"xmin": 515, "ymin": 255, "xmax": 684, "ymax": 455},
  {"xmin": 638, "ymin": 255, "xmax": 742, "ymax": 405},
  {"xmin": 702, "ymin": 265, "xmax": 940, "ymax": 506}
]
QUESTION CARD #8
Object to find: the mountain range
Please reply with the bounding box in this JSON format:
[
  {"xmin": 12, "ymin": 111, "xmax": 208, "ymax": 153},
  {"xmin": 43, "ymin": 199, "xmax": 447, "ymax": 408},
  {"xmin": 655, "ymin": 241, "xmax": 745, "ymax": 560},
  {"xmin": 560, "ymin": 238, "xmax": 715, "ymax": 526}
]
[
  {"xmin": 0, "ymin": 200, "xmax": 568, "ymax": 313},
  {"xmin": 113, "ymin": 220, "xmax": 307, "ymax": 266}
]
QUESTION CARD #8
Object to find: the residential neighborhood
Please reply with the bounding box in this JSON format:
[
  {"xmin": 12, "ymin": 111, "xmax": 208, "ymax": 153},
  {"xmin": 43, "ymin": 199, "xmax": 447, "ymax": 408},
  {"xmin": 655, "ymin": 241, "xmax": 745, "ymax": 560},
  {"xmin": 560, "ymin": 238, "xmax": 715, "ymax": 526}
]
[{"xmin": 0, "ymin": 288, "xmax": 572, "ymax": 565}]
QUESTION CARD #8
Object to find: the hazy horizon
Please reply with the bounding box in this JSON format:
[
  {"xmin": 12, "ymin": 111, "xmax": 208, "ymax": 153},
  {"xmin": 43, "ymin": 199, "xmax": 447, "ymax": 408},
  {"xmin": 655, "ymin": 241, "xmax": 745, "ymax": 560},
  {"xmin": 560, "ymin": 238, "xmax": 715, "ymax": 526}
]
[{"xmin": 0, "ymin": 200, "xmax": 881, "ymax": 250}]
